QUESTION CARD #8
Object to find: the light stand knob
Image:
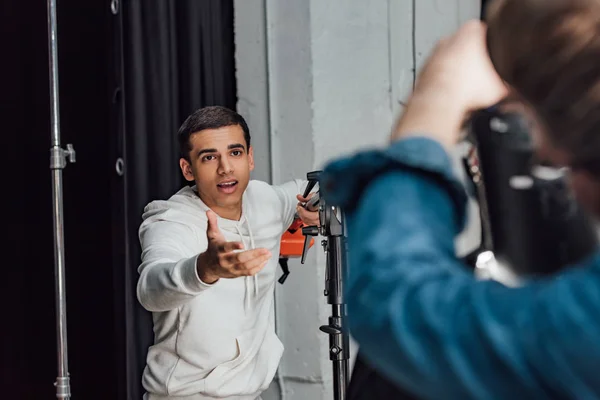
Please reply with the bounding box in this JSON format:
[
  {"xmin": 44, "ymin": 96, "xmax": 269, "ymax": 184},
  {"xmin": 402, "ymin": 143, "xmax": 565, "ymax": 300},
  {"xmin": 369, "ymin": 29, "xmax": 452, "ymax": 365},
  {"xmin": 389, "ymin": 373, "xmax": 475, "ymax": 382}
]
[{"xmin": 301, "ymin": 225, "xmax": 319, "ymax": 264}]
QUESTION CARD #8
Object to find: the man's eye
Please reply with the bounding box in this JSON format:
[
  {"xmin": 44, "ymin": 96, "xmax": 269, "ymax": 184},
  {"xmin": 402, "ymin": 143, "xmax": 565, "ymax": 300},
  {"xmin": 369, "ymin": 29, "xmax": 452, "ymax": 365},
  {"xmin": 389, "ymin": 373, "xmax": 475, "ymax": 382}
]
[
  {"xmin": 202, "ymin": 155, "xmax": 216, "ymax": 161},
  {"xmin": 231, "ymin": 150, "xmax": 242, "ymax": 156}
]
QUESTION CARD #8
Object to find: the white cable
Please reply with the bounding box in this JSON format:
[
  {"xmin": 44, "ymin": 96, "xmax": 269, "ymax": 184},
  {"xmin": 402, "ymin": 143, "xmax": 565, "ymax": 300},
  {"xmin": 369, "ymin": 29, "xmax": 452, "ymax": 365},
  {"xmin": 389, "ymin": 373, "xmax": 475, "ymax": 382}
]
[{"xmin": 273, "ymin": 286, "xmax": 287, "ymax": 399}]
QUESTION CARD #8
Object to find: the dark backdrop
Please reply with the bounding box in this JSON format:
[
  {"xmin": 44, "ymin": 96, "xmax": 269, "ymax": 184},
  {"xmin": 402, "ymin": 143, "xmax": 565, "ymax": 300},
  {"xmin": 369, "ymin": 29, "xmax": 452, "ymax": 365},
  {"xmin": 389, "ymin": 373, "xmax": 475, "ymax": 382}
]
[{"xmin": 2, "ymin": 0, "xmax": 236, "ymax": 399}]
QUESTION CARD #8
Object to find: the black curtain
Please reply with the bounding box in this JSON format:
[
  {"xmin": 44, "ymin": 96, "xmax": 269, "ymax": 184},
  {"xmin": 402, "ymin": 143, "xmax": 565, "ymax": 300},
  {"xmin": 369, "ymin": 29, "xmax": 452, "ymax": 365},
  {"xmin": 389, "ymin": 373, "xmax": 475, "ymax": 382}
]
[
  {"xmin": 116, "ymin": 1, "xmax": 237, "ymax": 399},
  {"xmin": 3, "ymin": 0, "xmax": 235, "ymax": 399}
]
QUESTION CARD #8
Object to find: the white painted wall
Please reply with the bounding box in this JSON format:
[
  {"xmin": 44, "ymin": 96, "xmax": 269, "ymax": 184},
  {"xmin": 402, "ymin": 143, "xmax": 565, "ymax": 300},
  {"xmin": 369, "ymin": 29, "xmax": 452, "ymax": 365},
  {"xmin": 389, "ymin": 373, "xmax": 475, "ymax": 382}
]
[{"xmin": 234, "ymin": 1, "xmax": 481, "ymax": 399}]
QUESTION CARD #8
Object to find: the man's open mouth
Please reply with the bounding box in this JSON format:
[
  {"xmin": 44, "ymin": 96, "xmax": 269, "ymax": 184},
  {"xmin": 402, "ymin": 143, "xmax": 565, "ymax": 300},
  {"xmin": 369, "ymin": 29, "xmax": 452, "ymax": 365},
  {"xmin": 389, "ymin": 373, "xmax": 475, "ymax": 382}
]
[
  {"xmin": 217, "ymin": 181, "xmax": 237, "ymax": 188},
  {"xmin": 217, "ymin": 180, "xmax": 238, "ymax": 190}
]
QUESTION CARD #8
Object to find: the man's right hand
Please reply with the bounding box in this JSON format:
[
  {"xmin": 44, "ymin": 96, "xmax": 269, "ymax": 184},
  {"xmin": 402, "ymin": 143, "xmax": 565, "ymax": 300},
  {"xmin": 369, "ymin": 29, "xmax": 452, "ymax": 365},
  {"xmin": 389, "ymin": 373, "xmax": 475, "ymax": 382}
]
[{"xmin": 197, "ymin": 210, "xmax": 272, "ymax": 284}]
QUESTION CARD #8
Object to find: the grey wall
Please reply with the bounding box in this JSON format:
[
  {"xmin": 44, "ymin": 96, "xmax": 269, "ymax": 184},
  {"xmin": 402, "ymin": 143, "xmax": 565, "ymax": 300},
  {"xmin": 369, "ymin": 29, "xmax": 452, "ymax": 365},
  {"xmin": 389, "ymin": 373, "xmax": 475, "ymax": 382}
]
[
  {"xmin": 234, "ymin": 0, "xmax": 271, "ymax": 182},
  {"xmin": 234, "ymin": 1, "xmax": 481, "ymax": 399}
]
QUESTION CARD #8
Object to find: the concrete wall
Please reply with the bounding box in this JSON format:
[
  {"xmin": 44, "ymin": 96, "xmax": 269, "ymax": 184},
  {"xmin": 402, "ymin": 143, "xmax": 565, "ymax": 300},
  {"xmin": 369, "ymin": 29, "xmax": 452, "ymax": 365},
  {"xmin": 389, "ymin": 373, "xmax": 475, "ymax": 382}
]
[{"xmin": 234, "ymin": 1, "xmax": 481, "ymax": 399}]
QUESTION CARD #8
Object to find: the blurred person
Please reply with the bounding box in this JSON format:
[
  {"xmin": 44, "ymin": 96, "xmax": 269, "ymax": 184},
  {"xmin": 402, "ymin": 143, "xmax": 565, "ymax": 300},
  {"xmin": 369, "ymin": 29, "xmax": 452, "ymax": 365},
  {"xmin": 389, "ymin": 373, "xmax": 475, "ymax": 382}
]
[
  {"xmin": 320, "ymin": 0, "xmax": 600, "ymax": 398},
  {"xmin": 137, "ymin": 106, "xmax": 318, "ymax": 400}
]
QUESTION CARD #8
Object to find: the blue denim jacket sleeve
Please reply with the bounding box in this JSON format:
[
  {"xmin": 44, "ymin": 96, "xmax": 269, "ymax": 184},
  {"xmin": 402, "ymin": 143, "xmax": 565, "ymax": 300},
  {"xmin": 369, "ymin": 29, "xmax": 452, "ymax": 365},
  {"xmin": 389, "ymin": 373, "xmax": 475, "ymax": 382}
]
[{"xmin": 320, "ymin": 137, "xmax": 600, "ymax": 400}]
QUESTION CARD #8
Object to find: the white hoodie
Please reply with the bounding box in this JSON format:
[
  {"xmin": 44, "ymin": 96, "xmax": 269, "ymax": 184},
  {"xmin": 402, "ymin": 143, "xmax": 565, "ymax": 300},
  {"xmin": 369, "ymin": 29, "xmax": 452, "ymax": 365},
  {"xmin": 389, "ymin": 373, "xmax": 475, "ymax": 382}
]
[{"xmin": 137, "ymin": 179, "xmax": 306, "ymax": 400}]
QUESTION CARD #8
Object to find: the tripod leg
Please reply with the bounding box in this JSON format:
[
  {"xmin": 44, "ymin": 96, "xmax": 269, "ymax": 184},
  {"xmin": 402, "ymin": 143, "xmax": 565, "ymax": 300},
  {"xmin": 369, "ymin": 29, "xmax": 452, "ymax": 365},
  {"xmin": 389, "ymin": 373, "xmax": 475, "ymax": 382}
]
[{"xmin": 333, "ymin": 359, "xmax": 349, "ymax": 400}]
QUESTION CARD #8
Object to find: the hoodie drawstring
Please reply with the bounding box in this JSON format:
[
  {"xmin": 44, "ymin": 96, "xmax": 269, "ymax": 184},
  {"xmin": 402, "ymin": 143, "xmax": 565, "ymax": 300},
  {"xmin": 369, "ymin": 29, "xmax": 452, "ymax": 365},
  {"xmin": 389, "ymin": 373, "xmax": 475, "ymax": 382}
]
[
  {"xmin": 246, "ymin": 217, "xmax": 258, "ymax": 298},
  {"xmin": 235, "ymin": 217, "xmax": 258, "ymax": 311}
]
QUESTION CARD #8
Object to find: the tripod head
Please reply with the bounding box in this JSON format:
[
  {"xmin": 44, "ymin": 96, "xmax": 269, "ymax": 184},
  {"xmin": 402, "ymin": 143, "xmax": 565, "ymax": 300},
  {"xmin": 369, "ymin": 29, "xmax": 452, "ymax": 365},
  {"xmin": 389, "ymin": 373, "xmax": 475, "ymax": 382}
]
[
  {"xmin": 299, "ymin": 171, "xmax": 321, "ymax": 263},
  {"xmin": 299, "ymin": 171, "xmax": 345, "ymax": 263}
]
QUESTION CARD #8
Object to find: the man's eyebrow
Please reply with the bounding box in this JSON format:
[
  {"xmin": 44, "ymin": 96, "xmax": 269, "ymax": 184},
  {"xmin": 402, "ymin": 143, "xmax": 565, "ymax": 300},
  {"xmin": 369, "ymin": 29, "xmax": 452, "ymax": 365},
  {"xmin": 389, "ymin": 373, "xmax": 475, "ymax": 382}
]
[
  {"xmin": 197, "ymin": 148, "xmax": 217, "ymax": 158},
  {"xmin": 196, "ymin": 144, "xmax": 245, "ymax": 158}
]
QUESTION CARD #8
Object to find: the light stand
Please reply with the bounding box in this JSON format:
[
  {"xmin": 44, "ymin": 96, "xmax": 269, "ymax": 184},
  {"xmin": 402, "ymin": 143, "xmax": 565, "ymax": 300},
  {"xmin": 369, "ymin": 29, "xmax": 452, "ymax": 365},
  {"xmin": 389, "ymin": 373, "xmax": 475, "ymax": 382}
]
[
  {"xmin": 46, "ymin": 0, "xmax": 76, "ymax": 398},
  {"xmin": 300, "ymin": 171, "xmax": 350, "ymax": 400}
]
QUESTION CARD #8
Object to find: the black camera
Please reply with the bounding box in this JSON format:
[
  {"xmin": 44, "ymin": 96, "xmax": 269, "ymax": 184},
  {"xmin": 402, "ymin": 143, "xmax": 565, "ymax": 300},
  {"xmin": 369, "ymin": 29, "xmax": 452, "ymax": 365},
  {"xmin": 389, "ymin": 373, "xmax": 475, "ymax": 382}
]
[{"xmin": 464, "ymin": 107, "xmax": 598, "ymax": 278}]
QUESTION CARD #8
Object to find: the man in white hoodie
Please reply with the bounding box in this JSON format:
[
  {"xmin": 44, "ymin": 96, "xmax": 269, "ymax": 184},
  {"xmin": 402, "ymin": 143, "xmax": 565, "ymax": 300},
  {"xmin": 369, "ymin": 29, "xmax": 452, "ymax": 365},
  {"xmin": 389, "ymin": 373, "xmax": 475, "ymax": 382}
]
[{"xmin": 137, "ymin": 106, "xmax": 318, "ymax": 400}]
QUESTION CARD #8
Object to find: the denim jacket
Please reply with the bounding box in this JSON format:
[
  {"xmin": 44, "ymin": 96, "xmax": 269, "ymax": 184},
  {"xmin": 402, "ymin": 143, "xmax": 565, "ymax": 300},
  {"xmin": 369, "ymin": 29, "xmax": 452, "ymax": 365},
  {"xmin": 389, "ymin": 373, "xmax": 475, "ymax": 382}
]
[{"xmin": 320, "ymin": 137, "xmax": 600, "ymax": 400}]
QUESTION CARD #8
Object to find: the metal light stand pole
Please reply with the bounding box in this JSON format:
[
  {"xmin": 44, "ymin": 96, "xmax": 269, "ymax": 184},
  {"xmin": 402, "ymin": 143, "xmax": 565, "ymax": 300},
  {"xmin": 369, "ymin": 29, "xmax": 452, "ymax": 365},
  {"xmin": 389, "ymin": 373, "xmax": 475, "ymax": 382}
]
[
  {"xmin": 47, "ymin": 0, "xmax": 76, "ymax": 398},
  {"xmin": 301, "ymin": 171, "xmax": 350, "ymax": 400}
]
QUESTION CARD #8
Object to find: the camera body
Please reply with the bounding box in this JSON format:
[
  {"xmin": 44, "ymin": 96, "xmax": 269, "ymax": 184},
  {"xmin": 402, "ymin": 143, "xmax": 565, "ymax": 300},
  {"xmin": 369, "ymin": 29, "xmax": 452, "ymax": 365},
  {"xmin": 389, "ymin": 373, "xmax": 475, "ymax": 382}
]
[{"xmin": 465, "ymin": 107, "xmax": 599, "ymax": 278}]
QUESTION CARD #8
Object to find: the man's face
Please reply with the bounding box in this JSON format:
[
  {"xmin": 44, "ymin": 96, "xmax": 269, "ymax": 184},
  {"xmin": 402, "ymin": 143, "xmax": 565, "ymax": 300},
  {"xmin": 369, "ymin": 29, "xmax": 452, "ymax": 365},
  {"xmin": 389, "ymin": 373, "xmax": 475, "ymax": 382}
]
[{"xmin": 179, "ymin": 124, "xmax": 254, "ymax": 219}]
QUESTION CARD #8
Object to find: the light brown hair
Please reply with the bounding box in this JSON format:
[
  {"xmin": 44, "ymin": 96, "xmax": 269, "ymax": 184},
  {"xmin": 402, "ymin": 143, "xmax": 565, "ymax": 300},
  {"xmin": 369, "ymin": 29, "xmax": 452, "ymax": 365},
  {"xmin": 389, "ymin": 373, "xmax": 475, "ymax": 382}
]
[{"xmin": 486, "ymin": 0, "xmax": 600, "ymax": 174}]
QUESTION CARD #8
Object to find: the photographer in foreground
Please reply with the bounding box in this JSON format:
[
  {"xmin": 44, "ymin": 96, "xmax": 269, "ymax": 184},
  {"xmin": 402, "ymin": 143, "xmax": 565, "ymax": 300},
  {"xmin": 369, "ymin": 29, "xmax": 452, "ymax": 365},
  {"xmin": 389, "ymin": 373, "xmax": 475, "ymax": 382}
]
[{"xmin": 320, "ymin": 1, "xmax": 600, "ymax": 398}]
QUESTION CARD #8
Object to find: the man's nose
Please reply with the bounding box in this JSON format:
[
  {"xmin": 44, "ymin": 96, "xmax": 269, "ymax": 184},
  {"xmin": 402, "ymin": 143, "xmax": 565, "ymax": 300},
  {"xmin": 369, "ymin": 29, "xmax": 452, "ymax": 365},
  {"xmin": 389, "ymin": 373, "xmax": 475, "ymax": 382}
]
[{"xmin": 218, "ymin": 157, "xmax": 234, "ymax": 175}]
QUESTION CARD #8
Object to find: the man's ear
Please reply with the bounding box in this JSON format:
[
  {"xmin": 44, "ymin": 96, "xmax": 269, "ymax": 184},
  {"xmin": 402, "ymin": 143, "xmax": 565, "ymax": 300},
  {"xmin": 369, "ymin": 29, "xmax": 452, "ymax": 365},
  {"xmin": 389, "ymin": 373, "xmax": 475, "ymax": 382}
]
[
  {"xmin": 179, "ymin": 158, "xmax": 195, "ymax": 182},
  {"xmin": 248, "ymin": 146, "xmax": 255, "ymax": 171}
]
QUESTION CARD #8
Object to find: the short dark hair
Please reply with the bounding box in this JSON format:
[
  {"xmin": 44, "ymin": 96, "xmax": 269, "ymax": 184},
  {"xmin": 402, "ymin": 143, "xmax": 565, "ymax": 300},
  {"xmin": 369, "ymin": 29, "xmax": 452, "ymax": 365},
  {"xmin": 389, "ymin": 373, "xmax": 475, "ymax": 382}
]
[
  {"xmin": 177, "ymin": 106, "xmax": 251, "ymax": 161},
  {"xmin": 487, "ymin": 0, "xmax": 600, "ymax": 176}
]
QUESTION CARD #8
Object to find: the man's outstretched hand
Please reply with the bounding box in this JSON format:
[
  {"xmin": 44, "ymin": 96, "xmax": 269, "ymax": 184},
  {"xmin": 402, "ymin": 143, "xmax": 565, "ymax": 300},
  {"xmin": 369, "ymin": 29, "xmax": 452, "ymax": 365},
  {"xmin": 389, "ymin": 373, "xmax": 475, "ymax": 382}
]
[{"xmin": 197, "ymin": 210, "xmax": 272, "ymax": 284}]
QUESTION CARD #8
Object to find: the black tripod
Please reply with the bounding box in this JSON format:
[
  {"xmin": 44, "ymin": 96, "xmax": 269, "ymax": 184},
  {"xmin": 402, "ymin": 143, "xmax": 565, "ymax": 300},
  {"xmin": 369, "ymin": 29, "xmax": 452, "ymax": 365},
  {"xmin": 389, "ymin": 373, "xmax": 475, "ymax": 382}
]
[{"xmin": 300, "ymin": 170, "xmax": 350, "ymax": 400}]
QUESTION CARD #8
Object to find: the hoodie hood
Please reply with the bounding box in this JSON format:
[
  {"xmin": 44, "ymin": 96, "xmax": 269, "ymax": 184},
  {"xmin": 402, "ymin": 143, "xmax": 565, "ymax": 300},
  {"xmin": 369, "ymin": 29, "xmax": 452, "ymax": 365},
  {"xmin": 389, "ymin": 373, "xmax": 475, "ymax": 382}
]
[
  {"xmin": 142, "ymin": 185, "xmax": 244, "ymax": 229},
  {"xmin": 141, "ymin": 185, "xmax": 259, "ymax": 310}
]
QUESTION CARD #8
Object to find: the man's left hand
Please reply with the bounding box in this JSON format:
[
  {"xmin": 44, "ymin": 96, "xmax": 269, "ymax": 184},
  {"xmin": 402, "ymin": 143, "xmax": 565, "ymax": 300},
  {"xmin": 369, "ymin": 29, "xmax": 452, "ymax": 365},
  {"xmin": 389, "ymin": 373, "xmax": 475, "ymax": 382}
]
[{"xmin": 296, "ymin": 193, "xmax": 320, "ymax": 226}]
